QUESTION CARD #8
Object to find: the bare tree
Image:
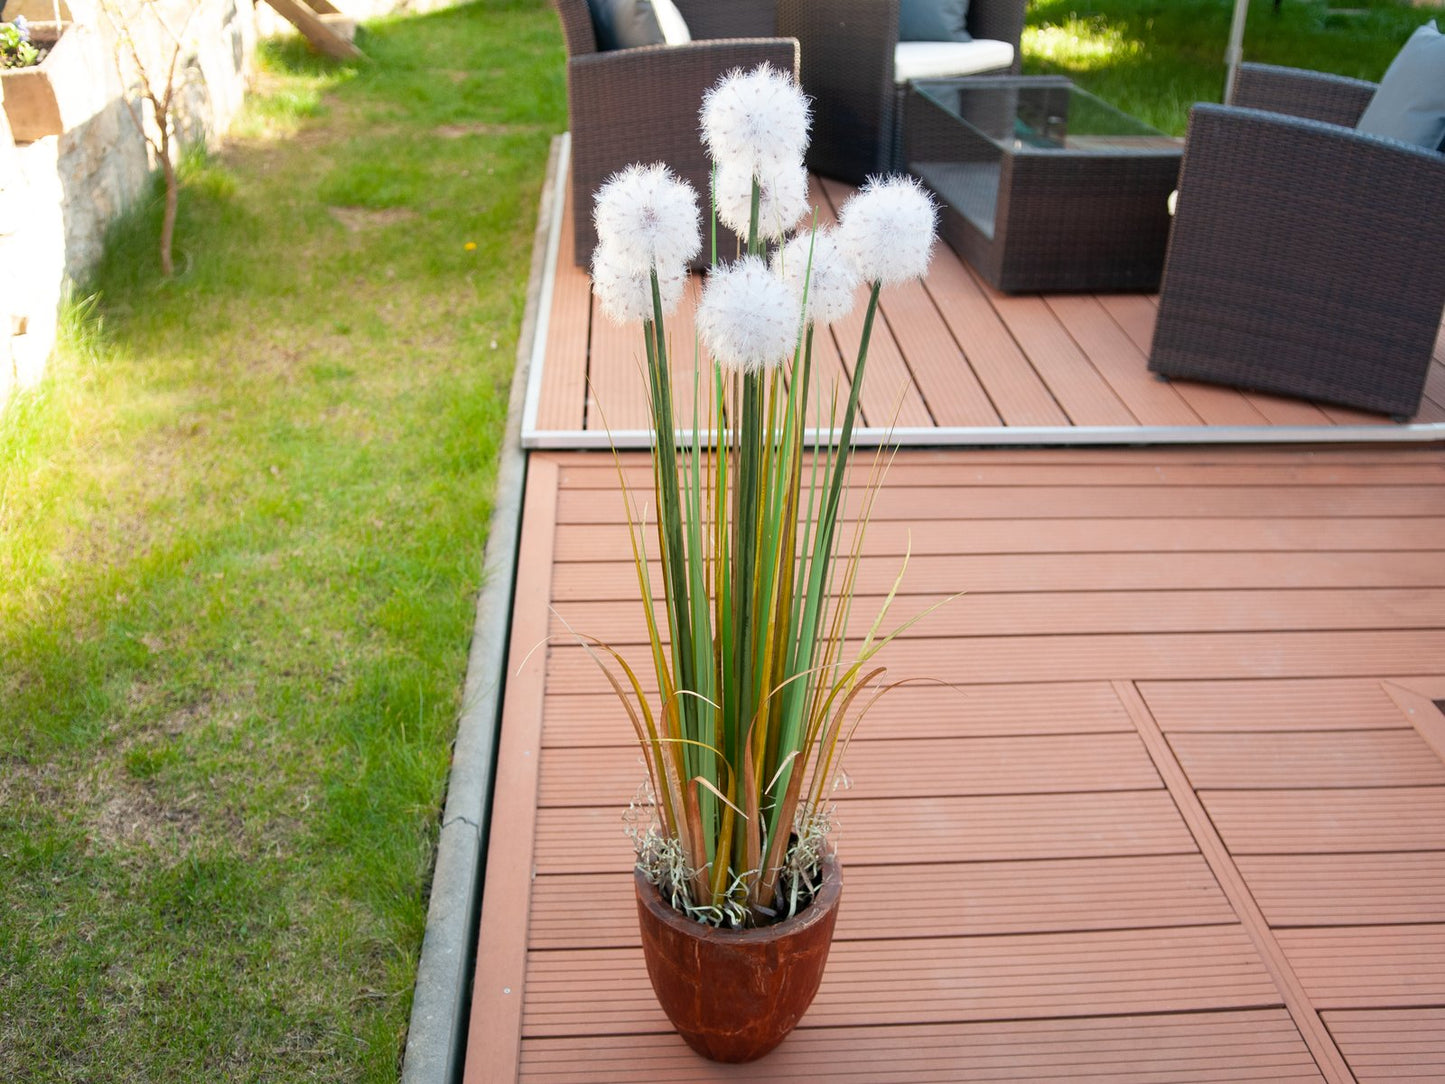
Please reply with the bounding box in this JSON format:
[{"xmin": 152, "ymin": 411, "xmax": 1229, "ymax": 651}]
[{"xmin": 101, "ymin": 0, "xmax": 199, "ymax": 277}]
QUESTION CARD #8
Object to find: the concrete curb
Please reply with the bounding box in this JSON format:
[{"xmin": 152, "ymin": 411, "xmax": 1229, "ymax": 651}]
[{"xmin": 400, "ymin": 133, "xmax": 566, "ymax": 1084}]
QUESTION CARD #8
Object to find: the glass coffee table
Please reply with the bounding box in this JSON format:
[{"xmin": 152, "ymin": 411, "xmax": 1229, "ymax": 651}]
[{"xmin": 903, "ymin": 76, "xmax": 1183, "ymax": 293}]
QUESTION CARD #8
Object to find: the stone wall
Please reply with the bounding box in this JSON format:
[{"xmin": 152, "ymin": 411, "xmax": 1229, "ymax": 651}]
[{"xmin": 1, "ymin": 0, "xmax": 447, "ymax": 410}]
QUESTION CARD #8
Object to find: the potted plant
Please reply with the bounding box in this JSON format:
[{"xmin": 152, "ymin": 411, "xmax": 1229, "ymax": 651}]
[{"xmin": 583, "ymin": 64, "xmax": 939, "ymax": 1062}]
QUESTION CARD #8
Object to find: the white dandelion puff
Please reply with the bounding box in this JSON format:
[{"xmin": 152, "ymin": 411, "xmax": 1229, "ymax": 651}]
[
  {"xmin": 700, "ymin": 63, "xmax": 811, "ymax": 178},
  {"xmin": 771, "ymin": 228, "xmax": 860, "ymax": 328},
  {"xmin": 591, "ymin": 243, "xmax": 686, "ymax": 325},
  {"xmin": 696, "ymin": 256, "xmax": 798, "ymax": 374},
  {"xmin": 592, "ymin": 163, "xmax": 701, "ymax": 273},
  {"xmin": 715, "ymin": 161, "xmax": 810, "ymax": 242},
  {"xmin": 836, "ymin": 174, "xmax": 938, "ymax": 285}
]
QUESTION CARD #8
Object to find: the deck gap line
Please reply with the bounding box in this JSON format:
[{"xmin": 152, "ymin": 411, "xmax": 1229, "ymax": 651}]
[{"xmin": 1115, "ymin": 680, "xmax": 1357, "ymax": 1084}]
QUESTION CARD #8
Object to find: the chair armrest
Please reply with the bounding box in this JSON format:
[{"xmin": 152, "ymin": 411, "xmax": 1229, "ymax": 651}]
[
  {"xmin": 778, "ymin": 0, "xmax": 900, "ymax": 182},
  {"xmin": 1230, "ymin": 63, "xmax": 1378, "ymax": 127}
]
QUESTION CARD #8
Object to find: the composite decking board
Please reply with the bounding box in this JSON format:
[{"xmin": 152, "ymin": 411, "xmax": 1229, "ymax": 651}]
[
  {"xmin": 526, "ymin": 854, "xmax": 1238, "ymax": 949},
  {"xmin": 464, "ymin": 448, "xmax": 1445, "ymax": 1081},
  {"xmin": 1275, "ymin": 926, "xmax": 1445, "ymax": 1009},
  {"xmin": 537, "ymin": 732, "xmax": 1163, "ymax": 806},
  {"xmin": 876, "ymin": 276, "xmax": 1003, "ymax": 426},
  {"xmin": 1199, "ymin": 787, "xmax": 1445, "ymax": 854},
  {"xmin": 519, "ymin": 1012, "xmax": 1323, "ymax": 1083},
  {"xmin": 463, "ymin": 459, "xmax": 560, "ymax": 1084},
  {"xmin": 1235, "ymin": 853, "xmax": 1445, "ymax": 927},
  {"xmin": 1139, "ymin": 677, "xmax": 1418, "ymax": 732},
  {"xmin": 536, "ymin": 181, "xmax": 589, "ymax": 431},
  {"xmin": 521, "ymin": 926, "xmax": 1282, "ymax": 1037},
  {"xmin": 1044, "ymin": 294, "xmax": 1204, "ymax": 426},
  {"xmin": 553, "ymin": 483, "xmax": 1445, "ymax": 522},
  {"xmin": 914, "ymin": 248, "xmax": 1072, "ymax": 427},
  {"xmin": 551, "ymin": 516, "xmax": 1445, "ymax": 559},
  {"xmin": 538, "ymin": 680, "xmax": 1138, "ymax": 744},
  {"xmin": 1324, "ymin": 1008, "xmax": 1445, "ymax": 1081},
  {"xmin": 548, "ymin": 552, "xmax": 1445, "ymax": 600},
  {"xmin": 531, "ymin": 790, "xmax": 1199, "ymax": 874},
  {"xmin": 546, "ymin": 589, "xmax": 1445, "ymax": 646},
  {"xmin": 1167, "ymin": 729, "xmax": 1445, "ymax": 789}
]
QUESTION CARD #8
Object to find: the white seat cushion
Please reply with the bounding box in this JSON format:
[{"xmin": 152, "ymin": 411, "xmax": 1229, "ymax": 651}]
[
  {"xmin": 893, "ymin": 40, "xmax": 1015, "ymax": 83},
  {"xmin": 653, "ymin": 0, "xmax": 691, "ymax": 45}
]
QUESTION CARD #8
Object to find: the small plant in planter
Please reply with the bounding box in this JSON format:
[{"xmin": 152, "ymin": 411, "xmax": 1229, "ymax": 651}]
[
  {"xmin": 583, "ymin": 64, "xmax": 939, "ymax": 1062},
  {"xmin": 0, "ymin": 17, "xmax": 44, "ymax": 68}
]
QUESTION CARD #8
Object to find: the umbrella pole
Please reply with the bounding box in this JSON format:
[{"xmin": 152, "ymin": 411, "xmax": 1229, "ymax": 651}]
[{"xmin": 1223, "ymin": 0, "xmax": 1250, "ymax": 103}]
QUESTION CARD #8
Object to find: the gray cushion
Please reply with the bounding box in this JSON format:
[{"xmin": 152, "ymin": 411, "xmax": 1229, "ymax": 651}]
[
  {"xmin": 1356, "ymin": 20, "xmax": 1445, "ymax": 150},
  {"xmin": 899, "ymin": 0, "xmax": 972, "ymax": 43},
  {"xmin": 587, "ymin": 0, "xmax": 665, "ymax": 51}
]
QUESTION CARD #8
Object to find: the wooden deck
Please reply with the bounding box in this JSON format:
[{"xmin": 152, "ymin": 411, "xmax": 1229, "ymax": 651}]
[
  {"xmin": 522, "ymin": 154, "xmax": 1445, "ymax": 447},
  {"xmin": 463, "ymin": 444, "xmax": 1445, "ymax": 1083}
]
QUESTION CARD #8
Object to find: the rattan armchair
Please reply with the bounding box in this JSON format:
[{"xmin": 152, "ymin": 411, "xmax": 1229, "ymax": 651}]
[
  {"xmin": 555, "ymin": 0, "xmax": 798, "ymax": 266},
  {"xmin": 777, "ymin": 0, "xmax": 1024, "ymax": 184},
  {"xmin": 1148, "ymin": 64, "xmax": 1445, "ymax": 418}
]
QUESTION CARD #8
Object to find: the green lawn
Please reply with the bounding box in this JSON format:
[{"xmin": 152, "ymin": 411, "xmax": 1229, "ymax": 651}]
[
  {"xmin": 0, "ymin": 2, "xmax": 563, "ymax": 1080},
  {"xmin": 1024, "ymin": 0, "xmax": 1434, "ymax": 133}
]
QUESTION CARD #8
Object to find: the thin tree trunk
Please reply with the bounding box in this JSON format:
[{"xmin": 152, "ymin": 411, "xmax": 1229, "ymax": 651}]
[{"xmin": 159, "ymin": 128, "xmax": 176, "ymax": 278}]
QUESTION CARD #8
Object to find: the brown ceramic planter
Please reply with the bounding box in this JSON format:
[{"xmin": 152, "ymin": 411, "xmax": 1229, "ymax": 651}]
[
  {"xmin": 634, "ymin": 855, "xmax": 841, "ymax": 1062},
  {"xmin": 0, "ymin": 24, "xmax": 96, "ymax": 143}
]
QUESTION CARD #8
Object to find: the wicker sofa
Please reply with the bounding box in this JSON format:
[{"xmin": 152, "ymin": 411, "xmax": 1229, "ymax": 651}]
[
  {"xmin": 554, "ymin": 0, "xmax": 798, "ymax": 266},
  {"xmin": 777, "ymin": 0, "xmax": 1025, "ymax": 184},
  {"xmin": 1148, "ymin": 63, "xmax": 1445, "ymax": 418}
]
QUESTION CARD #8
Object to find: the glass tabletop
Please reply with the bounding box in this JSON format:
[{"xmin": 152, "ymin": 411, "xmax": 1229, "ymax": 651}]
[{"xmin": 910, "ymin": 76, "xmax": 1173, "ymax": 154}]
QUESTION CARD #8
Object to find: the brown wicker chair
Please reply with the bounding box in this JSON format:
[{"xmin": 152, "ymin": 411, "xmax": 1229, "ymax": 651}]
[
  {"xmin": 1148, "ymin": 63, "xmax": 1445, "ymax": 418},
  {"xmin": 555, "ymin": 0, "xmax": 799, "ymax": 266},
  {"xmin": 777, "ymin": 0, "xmax": 1025, "ymax": 184}
]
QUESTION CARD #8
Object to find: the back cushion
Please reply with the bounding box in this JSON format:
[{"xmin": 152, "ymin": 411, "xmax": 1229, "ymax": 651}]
[
  {"xmin": 587, "ymin": 0, "xmax": 690, "ymax": 50},
  {"xmin": 899, "ymin": 0, "xmax": 972, "ymax": 43},
  {"xmin": 1356, "ymin": 21, "xmax": 1445, "ymax": 150}
]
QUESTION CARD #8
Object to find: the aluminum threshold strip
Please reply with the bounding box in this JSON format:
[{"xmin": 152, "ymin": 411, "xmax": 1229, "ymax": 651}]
[
  {"xmin": 519, "ymin": 133, "xmax": 569, "ymax": 441},
  {"xmin": 523, "ymin": 421, "xmax": 1445, "ymax": 450}
]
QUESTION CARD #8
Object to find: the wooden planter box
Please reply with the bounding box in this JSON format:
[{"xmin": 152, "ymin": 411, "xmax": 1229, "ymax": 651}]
[{"xmin": 1, "ymin": 23, "xmax": 99, "ymax": 142}]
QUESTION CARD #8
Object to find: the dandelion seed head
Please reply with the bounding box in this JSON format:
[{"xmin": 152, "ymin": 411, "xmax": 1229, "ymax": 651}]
[
  {"xmin": 592, "ymin": 163, "xmax": 700, "ymax": 273},
  {"xmin": 591, "ymin": 242, "xmax": 686, "ymax": 325},
  {"xmin": 700, "ymin": 63, "xmax": 811, "ymax": 177},
  {"xmin": 696, "ymin": 256, "xmax": 797, "ymax": 374},
  {"xmin": 837, "ymin": 174, "xmax": 938, "ymax": 285},
  {"xmin": 771, "ymin": 228, "xmax": 860, "ymax": 328},
  {"xmin": 715, "ymin": 161, "xmax": 810, "ymax": 242}
]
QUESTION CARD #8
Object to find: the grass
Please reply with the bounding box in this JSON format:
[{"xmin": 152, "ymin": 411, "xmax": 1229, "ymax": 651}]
[
  {"xmin": 0, "ymin": 2, "xmax": 563, "ymax": 1080},
  {"xmin": 1023, "ymin": 0, "xmax": 1435, "ymax": 133}
]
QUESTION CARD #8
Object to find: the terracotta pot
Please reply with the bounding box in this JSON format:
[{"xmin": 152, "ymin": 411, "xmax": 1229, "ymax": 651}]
[
  {"xmin": 0, "ymin": 23, "xmax": 101, "ymax": 143},
  {"xmin": 634, "ymin": 855, "xmax": 841, "ymax": 1062}
]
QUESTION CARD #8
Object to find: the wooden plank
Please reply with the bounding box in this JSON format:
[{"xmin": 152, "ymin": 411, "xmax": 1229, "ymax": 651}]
[
  {"xmin": 549, "ymin": 550, "xmax": 1445, "ymax": 600},
  {"xmin": 527, "ymin": 855, "xmax": 1238, "ymax": 950},
  {"xmin": 538, "ymin": 732, "xmax": 1162, "ymax": 807},
  {"xmin": 531, "ymin": 790, "xmax": 1198, "ymax": 874},
  {"xmin": 1045, "ymin": 294, "xmax": 1203, "ymax": 425},
  {"xmin": 520, "ymin": 926, "xmax": 1284, "ymax": 1037},
  {"xmin": 551, "ymin": 516, "xmax": 1445, "ymax": 560},
  {"xmin": 541, "ymin": 681, "xmax": 1138, "ymax": 745},
  {"xmin": 1324, "ymin": 1008, "xmax": 1445, "ymax": 1082},
  {"xmin": 554, "ymin": 481, "xmax": 1445, "ymax": 522},
  {"xmin": 1276, "ymin": 925, "xmax": 1445, "ymax": 1009},
  {"xmin": 986, "ymin": 293, "xmax": 1138, "ymax": 425},
  {"xmin": 1168, "ymin": 729, "xmax": 1445, "ymax": 789},
  {"xmin": 261, "ymin": 0, "xmax": 363, "ymax": 59},
  {"xmin": 535, "ymin": 180, "xmax": 590, "ymax": 431},
  {"xmin": 921, "ymin": 251, "xmax": 1073, "ymax": 426},
  {"xmin": 1140, "ymin": 678, "xmax": 1416, "ymax": 733},
  {"xmin": 543, "ymin": 630, "xmax": 1445, "ymax": 692},
  {"xmin": 1200, "ymin": 787, "xmax": 1445, "ymax": 855},
  {"xmin": 1096, "ymin": 294, "xmax": 1270, "ymax": 426},
  {"xmin": 1116, "ymin": 682, "xmax": 1356, "ymax": 1083},
  {"xmin": 520, "ymin": 1011, "xmax": 1325, "ymax": 1082},
  {"xmin": 462, "ymin": 458, "xmax": 561, "ymax": 1084},
  {"xmin": 1236, "ymin": 853, "xmax": 1445, "ymax": 927},
  {"xmin": 547, "ymin": 589, "xmax": 1445, "ymax": 645}
]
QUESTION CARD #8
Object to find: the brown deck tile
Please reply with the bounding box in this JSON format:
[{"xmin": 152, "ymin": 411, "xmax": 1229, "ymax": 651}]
[{"xmin": 1324, "ymin": 1008, "xmax": 1445, "ymax": 1082}]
